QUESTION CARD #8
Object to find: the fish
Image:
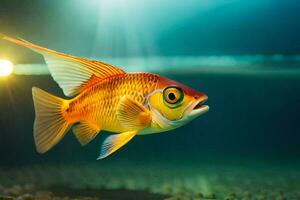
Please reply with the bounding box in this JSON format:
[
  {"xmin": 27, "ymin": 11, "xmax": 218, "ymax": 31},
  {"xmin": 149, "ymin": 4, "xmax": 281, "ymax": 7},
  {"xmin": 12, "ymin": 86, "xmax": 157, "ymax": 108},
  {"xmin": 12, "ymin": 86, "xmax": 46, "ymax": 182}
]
[{"xmin": 0, "ymin": 33, "xmax": 209, "ymax": 159}]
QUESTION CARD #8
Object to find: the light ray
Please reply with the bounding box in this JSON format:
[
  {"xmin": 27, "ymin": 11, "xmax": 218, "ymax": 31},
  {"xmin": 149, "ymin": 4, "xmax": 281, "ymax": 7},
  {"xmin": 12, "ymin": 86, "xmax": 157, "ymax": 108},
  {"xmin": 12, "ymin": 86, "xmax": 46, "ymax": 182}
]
[{"xmin": 0, "ymin": 59, "xmax": 14, "ymax": 77}]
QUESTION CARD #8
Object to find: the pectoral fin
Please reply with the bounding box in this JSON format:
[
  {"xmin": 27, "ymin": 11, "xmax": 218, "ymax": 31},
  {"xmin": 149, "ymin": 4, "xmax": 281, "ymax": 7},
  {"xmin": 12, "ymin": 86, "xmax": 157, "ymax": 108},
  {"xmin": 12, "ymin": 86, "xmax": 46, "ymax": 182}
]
[
  {"xmin": 98, "ymin": 97, "xmax": 151, "ymax": 159},
  {"xmin": 73, "ymin": 121, "xmax": 101, "ymax": 146},
  {"xmin": 117, "ymin": 96, "xmax": 151, "ymax": 130},
  {"xmin": 98, "ymin": 130, "xmax": 138, "ymax": 159}
]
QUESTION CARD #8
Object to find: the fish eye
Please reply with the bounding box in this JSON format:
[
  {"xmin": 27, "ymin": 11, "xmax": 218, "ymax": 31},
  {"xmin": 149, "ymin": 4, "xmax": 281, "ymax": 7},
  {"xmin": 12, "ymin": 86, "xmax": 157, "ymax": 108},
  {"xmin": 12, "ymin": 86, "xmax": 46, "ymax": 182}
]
[
  {"xmin": 163, "ymin": 86, "xmax": 184, "ymax": 107},
  {"xmin": 168, "ymin": 92, "xmax": 176, "ymax": 101}
]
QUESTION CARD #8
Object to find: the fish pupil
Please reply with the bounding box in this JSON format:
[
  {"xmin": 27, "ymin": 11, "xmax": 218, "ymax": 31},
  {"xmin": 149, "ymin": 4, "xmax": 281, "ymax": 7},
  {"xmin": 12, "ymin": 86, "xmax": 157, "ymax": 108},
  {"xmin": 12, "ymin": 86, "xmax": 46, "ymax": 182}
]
[{"xmin": 168, "ymin": 93, "xmax": 176, "ymax": 101}]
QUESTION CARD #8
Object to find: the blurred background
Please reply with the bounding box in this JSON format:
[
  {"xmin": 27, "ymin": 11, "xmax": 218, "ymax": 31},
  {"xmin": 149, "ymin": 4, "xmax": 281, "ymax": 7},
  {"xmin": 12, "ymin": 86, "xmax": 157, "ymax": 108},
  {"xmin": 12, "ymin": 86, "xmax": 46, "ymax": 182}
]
[{"xmin": 0, "ymin": 1, "xmax": 300, "ymax": 199}]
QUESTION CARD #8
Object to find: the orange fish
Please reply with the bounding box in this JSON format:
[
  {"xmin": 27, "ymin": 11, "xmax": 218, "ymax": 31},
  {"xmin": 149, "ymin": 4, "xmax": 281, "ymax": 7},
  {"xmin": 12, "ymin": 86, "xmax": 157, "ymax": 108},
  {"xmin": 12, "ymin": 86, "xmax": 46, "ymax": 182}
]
[{"xmin": 0, "ymin": 34, "xmax": 209, "ymax": 159}]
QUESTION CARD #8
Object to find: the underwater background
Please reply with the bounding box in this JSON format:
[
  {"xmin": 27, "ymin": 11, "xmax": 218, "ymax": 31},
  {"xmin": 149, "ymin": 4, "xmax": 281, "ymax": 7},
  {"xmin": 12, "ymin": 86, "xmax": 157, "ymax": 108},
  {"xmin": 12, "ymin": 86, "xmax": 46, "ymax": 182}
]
[{"xmin": 0, "ymin": 0, "xmax": 300, "ymax": 199}]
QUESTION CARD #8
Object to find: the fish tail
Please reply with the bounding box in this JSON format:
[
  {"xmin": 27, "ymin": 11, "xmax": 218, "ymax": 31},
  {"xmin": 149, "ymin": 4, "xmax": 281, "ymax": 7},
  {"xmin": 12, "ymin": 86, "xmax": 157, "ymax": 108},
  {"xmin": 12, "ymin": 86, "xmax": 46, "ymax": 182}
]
[{"xmin": 32, "ymin": 87, "xmax": 72, "ymax": 153}]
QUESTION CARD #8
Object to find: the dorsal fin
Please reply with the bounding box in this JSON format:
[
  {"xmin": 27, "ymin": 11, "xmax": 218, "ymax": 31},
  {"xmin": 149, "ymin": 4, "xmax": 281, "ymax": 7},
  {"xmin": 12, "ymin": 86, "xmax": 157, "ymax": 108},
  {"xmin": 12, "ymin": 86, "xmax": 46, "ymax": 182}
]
[{"xmin": 1, "ymin": 34, "xmax": 126, "ymax": 96}]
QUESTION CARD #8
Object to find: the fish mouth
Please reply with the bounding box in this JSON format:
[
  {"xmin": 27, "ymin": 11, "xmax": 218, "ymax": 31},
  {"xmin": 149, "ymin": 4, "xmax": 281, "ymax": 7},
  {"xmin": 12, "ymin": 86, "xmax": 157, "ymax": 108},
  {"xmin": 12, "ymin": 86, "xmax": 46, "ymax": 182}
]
[
  {"xmin": 193, "ymin": 98, "xmax": 207, "ymax": 110},
  {"xmin": 186, "ymin": 96, "xmax": 209, "ymax": 118}
]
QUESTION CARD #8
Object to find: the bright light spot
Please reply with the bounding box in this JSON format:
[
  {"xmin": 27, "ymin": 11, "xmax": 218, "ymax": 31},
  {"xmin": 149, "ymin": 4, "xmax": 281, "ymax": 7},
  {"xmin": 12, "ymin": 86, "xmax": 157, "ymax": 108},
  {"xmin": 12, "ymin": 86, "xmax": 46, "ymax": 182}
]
[{"xmin": 0, "ymin": 59, "xmax": 14, "ymax": 77}]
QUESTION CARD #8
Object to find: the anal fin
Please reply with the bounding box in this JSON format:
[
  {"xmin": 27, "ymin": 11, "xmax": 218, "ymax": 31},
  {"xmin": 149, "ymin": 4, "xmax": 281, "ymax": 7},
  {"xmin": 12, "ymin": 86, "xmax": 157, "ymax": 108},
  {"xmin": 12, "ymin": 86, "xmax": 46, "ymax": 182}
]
[
  {"xmin": 98, "ymin": 130, "xmax": 138, "ymax": 159},
  {"xmin": 73, "ymin": 121, "xmax": 101, "ymax": 146}
]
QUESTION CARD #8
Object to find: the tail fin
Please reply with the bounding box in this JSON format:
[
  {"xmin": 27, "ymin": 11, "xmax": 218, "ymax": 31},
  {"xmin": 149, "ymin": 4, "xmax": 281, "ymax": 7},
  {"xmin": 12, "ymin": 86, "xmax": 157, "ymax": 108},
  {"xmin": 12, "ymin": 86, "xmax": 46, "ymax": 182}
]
[{"xmin": 32, "ymin": 87, "xmax": 71, "ymax": 153}]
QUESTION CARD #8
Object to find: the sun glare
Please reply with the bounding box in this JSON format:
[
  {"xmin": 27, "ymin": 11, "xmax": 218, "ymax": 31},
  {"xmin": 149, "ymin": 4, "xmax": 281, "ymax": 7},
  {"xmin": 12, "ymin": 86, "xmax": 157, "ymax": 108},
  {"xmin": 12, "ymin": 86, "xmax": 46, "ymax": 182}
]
[{"xmin": 0, "ymin": 59, "xmax": 14, "ymax": 77}]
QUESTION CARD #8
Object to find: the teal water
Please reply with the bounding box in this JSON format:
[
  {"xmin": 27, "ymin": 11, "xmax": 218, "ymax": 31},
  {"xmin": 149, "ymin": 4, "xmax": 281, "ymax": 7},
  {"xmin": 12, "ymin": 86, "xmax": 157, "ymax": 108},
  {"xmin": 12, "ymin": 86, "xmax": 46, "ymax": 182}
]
[
  {"xmin": 1, "ymin": 0, "xmax": 300, "ymax": 199},
  {"xmin": 0, "ymin": 66, "xmax": 299, "ymax": 199}
]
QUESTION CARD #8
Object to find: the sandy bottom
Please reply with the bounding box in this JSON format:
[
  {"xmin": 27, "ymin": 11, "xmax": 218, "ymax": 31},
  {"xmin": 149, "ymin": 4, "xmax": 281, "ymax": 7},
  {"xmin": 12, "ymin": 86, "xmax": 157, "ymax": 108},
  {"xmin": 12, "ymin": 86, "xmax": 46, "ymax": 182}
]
[{"xmin": 0, "ymin": 162, "xmax": 299, "ymax": 200}]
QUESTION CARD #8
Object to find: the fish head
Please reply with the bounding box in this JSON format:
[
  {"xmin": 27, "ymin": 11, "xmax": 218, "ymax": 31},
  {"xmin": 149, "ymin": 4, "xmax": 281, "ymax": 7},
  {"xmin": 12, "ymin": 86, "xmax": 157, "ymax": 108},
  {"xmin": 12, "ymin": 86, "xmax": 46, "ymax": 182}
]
[{"xmin": 146, "ymin": 76, "xmax": 209, "ymax": 132}]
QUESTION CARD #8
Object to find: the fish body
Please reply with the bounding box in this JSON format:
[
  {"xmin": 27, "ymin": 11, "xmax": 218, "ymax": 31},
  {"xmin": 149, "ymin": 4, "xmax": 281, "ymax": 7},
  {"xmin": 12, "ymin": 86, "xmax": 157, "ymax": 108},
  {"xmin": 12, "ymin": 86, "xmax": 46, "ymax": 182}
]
[
  {"xmin": 0, "ymin": 33, "xmax": 209, "ymax": 159},
  {"xmin": 65, "ymin": 72, "xmax": 159, "ymax": 134}
]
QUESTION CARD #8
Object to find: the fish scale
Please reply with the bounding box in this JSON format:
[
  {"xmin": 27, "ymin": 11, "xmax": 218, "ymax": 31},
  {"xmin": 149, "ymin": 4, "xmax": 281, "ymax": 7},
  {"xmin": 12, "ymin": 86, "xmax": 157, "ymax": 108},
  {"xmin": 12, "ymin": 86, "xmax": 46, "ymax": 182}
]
[
  {"xmin": 67, "ymin": 73, "xmax": 159, "ymax": 132},
  {"xmin": 1, "ymin": 33, "xmax": 208, "ymax": 158}
]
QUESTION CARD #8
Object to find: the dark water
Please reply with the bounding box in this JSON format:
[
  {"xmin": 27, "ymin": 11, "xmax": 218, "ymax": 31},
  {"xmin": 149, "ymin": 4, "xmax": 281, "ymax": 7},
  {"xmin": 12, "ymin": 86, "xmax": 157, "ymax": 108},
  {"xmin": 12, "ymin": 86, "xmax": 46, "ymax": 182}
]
[
  {"xmin": 0, "ymin": 72, "xmax": 300, "ymax": 199},
  {"xmin": 1, "ymin": 73, "xmax": 300, "ymax": 163},
  {"xmin": 1, "ymin": 1, "xmax": 300, "ymax": 199}
]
